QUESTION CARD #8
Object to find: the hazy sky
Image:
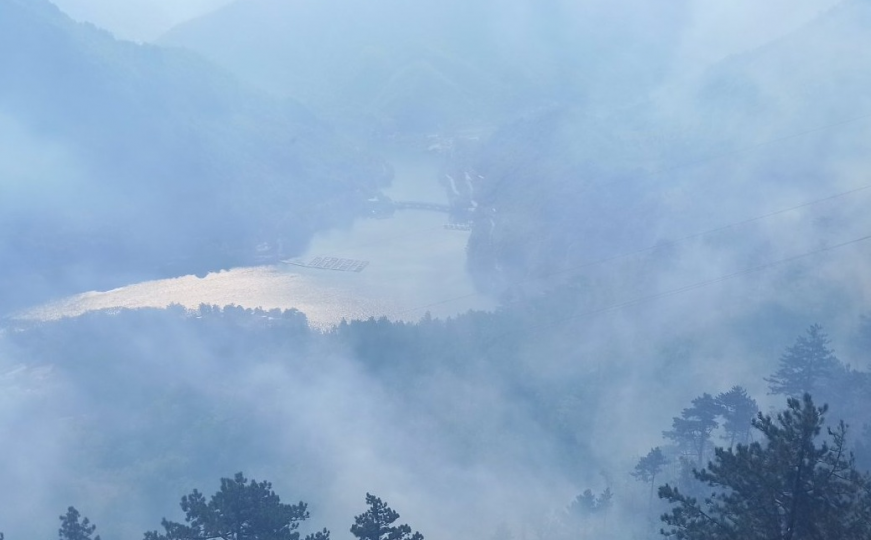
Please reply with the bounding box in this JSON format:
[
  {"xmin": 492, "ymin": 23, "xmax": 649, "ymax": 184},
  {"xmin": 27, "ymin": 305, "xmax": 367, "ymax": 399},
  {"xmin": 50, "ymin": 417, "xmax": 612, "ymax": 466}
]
[
  {"xmin": 50, "ymin": 0, "xmax": 234, "ymax": 41},
  {"xmin": 50, "ymin": 0, "xmax": 841, "ymax": 54},
  {"xmin": 678, "ymin": 0, "xmax": 841, "ymax": 67}
]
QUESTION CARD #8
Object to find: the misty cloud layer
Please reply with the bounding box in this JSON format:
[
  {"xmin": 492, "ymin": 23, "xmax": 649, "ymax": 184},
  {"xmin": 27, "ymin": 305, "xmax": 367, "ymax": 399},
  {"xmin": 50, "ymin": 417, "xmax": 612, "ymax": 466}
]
[
  {"xmin": 2, "ymin": 1, "xmax": 871, "ymax": 539},
  {"xmin": 50, "ymin": 0, "xmax": 233, "ymax": 41}
]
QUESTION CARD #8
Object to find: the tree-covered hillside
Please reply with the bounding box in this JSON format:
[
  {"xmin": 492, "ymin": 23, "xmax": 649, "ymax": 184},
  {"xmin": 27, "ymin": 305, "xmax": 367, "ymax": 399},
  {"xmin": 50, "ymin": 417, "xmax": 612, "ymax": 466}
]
[
  {"xmin": 460, "ymin": 0, "xmax": 871, "ymax": 296},
  {"xmin": 0, "ymin": 0, "xmax": 389, "ymax": 313},
  {"xmin": 2, "ymin": 303, "xmax": 871, "ymax": 538},
  {"xmin": 159, "ymin": 0, "xmax": 690, "ymax": 136}
]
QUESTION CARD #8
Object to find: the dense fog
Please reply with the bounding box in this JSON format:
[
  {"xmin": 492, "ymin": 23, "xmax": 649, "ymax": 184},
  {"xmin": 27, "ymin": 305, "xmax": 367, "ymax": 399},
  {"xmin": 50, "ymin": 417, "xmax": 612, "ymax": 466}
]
[{"xmin": 2, "ymin": 0, "xmax": 871, "ymax": 538}]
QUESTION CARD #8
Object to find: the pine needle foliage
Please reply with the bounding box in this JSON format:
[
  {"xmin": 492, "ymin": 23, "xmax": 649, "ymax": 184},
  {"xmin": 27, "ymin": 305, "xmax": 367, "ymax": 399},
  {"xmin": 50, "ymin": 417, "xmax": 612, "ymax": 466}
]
[{"xmin": 659, "ymin": 394, "xmax": 871, "ymax": 540}]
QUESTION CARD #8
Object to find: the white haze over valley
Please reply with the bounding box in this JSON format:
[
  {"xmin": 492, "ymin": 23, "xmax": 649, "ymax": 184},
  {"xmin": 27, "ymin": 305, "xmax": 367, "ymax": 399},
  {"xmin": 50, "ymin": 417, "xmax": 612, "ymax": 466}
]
[{"xmin": 2, "ymin": 0, "xmax": 871, "ymax": 539}]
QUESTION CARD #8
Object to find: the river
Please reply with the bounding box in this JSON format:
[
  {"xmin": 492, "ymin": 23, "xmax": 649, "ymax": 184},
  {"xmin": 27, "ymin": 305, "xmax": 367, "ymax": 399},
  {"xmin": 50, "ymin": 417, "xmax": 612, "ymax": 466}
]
[{"xmin": 20, "ymin": 154, "xmax": 494, "ymax": 328}]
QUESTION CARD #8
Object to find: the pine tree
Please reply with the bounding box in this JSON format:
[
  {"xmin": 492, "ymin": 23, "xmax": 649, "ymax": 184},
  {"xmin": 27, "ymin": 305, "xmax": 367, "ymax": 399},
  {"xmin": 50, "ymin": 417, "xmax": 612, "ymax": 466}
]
[
  {"xmin": 567, "ymin": 489, "xmax": 598, "ymax": 519},
  {"xmin": 766, "ymin": 324, "xmax": 839, "ymax": 398},
  {"xmin": 350, "ymin": 494, "xmax": 423, "ymax": 540},
  {"xmin": 596, "ymin": 487, "xmax": 613, "ymax": 513},
  {"xmin": 632, "ymin": 447, "xmax": 669, "ymax": 485},
  {"xmin": 663, "ymin": 393, "xmax": 721, "ymax": 466},
  {"xmin": 565, "ymin": 487, "xmax": 614, "ymax": 538},
  {"xmin": 632, "ymin": 447, "xmax": 669, "ymax": 508},
  {"xmin": 715, "ymin": 386, "xmax": 759, "ymax": 448},
  {"xmin": 595, "ymin": 487, "xmax": 613, "ymax": 527},
  {"xmin": 659, "ymin": 394, "xmax": 871, "ymax": 540},
  {"xmin": 144, "ymin": 472, "xmax": 323, "ymax": 540},
  {"xmin": 59, "ymin": 507, "xmax": 101, "ymax": 540}
]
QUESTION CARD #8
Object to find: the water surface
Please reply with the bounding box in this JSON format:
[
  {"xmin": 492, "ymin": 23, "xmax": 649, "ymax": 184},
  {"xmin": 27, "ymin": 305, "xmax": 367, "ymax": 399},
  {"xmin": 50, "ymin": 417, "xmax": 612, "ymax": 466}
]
[{"xmin": 22, "ymin": 154, "xmax": 493, "ymax": 328}]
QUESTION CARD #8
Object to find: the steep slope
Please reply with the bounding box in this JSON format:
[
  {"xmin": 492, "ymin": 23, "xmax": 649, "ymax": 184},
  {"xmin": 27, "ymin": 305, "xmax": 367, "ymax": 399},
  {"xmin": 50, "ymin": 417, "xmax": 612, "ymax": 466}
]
[
  {"xmin": 159, "ymin": 0, "xmax": 690, "ymax": 137},
  {"xmin": 651, "ymin": 0, "xmax": 871, "ymax": 153},
  {"xmin": 464, "ymin": 0, "xmax": 871, "ymax": 294},
  {"xmin": 0, "ymin": 0, "xmax": 388, "ymax": 312}
]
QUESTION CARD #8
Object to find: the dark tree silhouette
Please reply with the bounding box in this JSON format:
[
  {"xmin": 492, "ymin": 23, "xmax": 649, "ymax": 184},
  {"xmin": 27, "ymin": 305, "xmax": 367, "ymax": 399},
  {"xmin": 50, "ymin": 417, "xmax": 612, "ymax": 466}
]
[
  {"xmin": 568, "ymin": 489, "xmax": 597, "ymax": 519},
  {"xmin": 660, "ymin": 394, "xmax": 871, "ymax": 540},
  {"xmin": 350, "ymin": 494, "xmax": 423, "ymax": 540},
  {"xmin": 715, "ymin": 386, "xmax": 759, "ymax": 448},
  {"xmin": 567, "ymin": 487, "xmax": 612, "ymax": 520},
  {"xmin": 59, "ymin": 507, "xmax": 101, "ymax": 540},
  {"xmin": 632, "ymin": 447, "xmax": 669, "ymax": 485},
  {"xmin": 144, "ymin": 472, "xmax": 325, "ymax": 540},
  {"xmin": 663, "ymin": 393, "xmax": 720, "ymax": 466},
  {"xmin": 766, "ymin": 324, "xmax": 839, "ymax": 398},
  {"xmin": 632, "ymin": 447, "xmax": 669, "ymax": 507}
]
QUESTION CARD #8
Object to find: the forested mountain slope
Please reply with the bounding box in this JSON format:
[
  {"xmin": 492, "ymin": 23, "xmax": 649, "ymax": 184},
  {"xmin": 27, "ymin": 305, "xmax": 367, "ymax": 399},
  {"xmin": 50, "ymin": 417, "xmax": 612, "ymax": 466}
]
[
  {"xmin": 464, "ymin": 0, "xmax": 871, "ymax": 297},
  {"xmin": 0, "ymin": 0, "xmax": 388, "ymax": 313},
  {"xmin": 159, "ymin": 0, "xmax": 690, "ymax": 136},
  {"xmin": 657, "ymin": 0, "xmax": 871, "ymax": 144},
  {"xmin": 4, "ymin": 304, "xmax": 871, "ymax": 539}
]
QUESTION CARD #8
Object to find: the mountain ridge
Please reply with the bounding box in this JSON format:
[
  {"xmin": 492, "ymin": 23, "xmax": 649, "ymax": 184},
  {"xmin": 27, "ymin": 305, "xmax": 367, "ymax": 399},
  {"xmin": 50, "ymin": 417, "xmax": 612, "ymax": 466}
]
[
  {"xmin": 0, "ymin": 0, "xmax": 388, "ymax": 312},
  {"xmin": 159, "ymin": 0, "xmax": 689, "ymax": 137}
]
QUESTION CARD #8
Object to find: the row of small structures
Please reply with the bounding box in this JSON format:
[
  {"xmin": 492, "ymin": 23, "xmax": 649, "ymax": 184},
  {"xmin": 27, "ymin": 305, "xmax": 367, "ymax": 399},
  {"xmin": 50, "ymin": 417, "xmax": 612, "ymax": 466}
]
[{"xmin": 286, "ymin": 198, "xmax": 472, "ymax": 272}]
